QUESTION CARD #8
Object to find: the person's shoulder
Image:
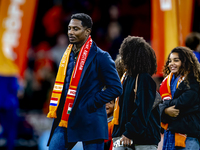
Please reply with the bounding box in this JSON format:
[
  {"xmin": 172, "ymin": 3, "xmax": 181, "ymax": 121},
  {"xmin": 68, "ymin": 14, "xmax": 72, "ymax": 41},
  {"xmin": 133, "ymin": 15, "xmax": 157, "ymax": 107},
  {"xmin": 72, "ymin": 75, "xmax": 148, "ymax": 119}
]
[
  {"xmin": 96, "ymin": 47, "xmax": 112, "ymax": 59},
  {"xmin": 96, "ymin": 46, "xmax": 109, "ymax": 55},
  {"xmin": 91, "ymin": 41, "xmax": 114, "ymax": 64},
  {"xmin": 139, "ymin": 73, "xmax": 152, "ymax": 80},
  {"xmin": 91, "ymin": 41, "xmax": 108, "ymax": 53},
  {"xmin": 139, "ymin": 73, "xmax": 156, "ymax": 86},
  {"xmin": 128, "ymin": 73, "xmax": 152, "ymax": 80},
  {"xmin": 187, "ymin": 72, "xmax": 199, "ymax": 85}
]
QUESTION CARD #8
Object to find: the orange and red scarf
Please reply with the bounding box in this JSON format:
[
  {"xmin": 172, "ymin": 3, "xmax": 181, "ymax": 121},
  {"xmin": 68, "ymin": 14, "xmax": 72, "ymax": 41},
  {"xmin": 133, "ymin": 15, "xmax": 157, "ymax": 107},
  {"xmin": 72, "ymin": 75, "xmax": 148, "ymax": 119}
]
[
  {"xmin": 160, "ymin": 72, "xmax": 186, "ymax": 147},
  {"xmin": 47, "ymin": 36, "xmax": 92, "ymax": 128}
]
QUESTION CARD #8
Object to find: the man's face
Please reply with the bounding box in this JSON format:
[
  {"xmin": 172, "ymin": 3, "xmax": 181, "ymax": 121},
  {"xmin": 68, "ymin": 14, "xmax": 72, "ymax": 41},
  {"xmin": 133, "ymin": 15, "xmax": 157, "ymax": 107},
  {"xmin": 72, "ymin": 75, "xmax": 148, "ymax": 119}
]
[{"xmin": 68, "ymin": 19, "xmax": 89, "ymax": 45}]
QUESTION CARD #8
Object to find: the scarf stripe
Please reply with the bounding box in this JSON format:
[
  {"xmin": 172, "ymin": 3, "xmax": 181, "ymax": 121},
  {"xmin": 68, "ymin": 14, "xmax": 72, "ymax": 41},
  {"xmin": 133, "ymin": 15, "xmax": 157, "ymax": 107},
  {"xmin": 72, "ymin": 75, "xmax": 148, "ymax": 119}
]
[
  {"xmin": 55, "ymin": 81, "xmax": 64, "ymax": 84},
  {"xmin": 47, "ymin": 36, "xmax": 92, "ymax": 128}
]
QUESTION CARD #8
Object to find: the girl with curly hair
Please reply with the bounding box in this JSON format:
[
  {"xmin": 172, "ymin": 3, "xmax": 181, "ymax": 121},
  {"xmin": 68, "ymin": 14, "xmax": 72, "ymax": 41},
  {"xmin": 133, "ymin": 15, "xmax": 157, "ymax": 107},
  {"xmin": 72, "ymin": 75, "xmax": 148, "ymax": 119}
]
[
  {"xmin": 112, "ymin": 36, "xmax": 161, "ymax": 150},
  {"xmin": 159, "ymin": 46, "xmax": 200, "ymax": 150}
]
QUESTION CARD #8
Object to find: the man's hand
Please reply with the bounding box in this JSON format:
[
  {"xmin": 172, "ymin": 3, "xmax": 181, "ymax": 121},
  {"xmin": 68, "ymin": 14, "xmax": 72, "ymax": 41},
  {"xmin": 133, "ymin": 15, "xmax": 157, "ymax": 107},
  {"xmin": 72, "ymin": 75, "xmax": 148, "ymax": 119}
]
[
  {"xmin": 165, "ymin": 105, "xmax": 179, "ymax": 117},
  {"xmin": 120, "ymin": 135, "xmax": 133, "ymax": 147}
]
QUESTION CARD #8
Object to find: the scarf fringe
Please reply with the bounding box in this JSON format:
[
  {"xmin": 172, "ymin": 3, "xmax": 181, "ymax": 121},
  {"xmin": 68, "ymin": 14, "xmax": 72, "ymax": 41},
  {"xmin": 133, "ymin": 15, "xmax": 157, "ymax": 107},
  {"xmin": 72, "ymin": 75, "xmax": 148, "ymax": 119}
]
[
  {"xmin": 47, "ymin": 111, "xmax": 57, "ymax": 118},
  {"xmin": 175, "ymin": 133, "xmax": 186, "ymax": 147},
  {"xmin": 59, "ymin": 120, "xmax": 68, "ymax": 128}
]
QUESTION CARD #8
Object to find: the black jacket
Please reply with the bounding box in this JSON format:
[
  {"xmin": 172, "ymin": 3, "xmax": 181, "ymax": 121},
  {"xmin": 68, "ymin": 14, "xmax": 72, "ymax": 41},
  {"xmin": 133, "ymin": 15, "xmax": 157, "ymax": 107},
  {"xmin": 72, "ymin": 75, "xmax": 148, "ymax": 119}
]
[
  {"xmin": 112, "ymin": 73, "xmax": 161, "ymax": 145},
  {"xmin": 159, "ymin": 73, "xmax": 200, "ymax": 138}
]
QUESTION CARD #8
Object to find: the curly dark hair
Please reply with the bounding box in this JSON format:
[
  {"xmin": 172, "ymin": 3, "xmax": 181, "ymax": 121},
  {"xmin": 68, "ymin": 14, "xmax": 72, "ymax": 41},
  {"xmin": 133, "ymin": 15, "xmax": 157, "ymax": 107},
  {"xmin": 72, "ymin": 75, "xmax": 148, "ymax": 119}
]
[
  {"xmin": 114, "ymin": 54, "xmax": 125, "ymax": 79},
  {"xmin": 119, "ymin": 36, "xmax": 157, "ymax": 76},
  {"xmin": 163, "ymin": 46, "xmax": 200, "ymax": 84}
]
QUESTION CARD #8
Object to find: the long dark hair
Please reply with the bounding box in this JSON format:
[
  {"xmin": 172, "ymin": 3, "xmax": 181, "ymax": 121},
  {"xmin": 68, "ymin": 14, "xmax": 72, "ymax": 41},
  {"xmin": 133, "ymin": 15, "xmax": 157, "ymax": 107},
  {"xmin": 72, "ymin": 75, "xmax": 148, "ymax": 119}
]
[{"xmin": 119, "ymin": 36, "xmax": 157, "ymax": 76}]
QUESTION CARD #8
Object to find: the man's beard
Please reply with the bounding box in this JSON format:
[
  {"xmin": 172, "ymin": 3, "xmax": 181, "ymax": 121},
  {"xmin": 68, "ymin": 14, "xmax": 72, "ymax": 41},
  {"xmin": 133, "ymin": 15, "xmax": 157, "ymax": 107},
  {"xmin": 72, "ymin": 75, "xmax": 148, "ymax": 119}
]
[{"xmin": 69, "ymin": 41, "xmax": 77, "ymax": 44}]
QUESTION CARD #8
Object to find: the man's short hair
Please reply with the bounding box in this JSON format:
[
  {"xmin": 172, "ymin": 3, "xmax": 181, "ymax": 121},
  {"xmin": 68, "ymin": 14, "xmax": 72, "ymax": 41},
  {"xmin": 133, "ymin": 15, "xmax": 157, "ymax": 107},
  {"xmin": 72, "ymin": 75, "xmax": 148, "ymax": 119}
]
[
  {"xmin": 185, "ymin": 32, "xmax": 200, "ymax": 51},
  {"xmin": 71, "ymin": 13, "xmax": 93, "ymax": 29}
]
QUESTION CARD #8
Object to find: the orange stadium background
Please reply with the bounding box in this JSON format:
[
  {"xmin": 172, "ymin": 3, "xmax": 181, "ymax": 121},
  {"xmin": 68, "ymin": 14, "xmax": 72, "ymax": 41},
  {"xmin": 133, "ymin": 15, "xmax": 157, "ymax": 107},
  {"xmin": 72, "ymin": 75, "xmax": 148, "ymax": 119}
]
[
  {"xmin": 0, "ymin": 0, "xmax": 38, "ymax": 77},
  {"xmin": 151, "ymin": 0, "xmax": 194, "ymax": 76}
]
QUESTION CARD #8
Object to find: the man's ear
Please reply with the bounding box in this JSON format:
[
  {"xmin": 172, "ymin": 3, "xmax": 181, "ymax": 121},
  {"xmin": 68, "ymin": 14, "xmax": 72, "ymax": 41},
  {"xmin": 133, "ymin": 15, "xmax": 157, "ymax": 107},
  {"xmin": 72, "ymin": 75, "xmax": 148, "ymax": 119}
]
[{"xmin": 85, "ymin": 28, "xmax": 91, "ymax": 36}]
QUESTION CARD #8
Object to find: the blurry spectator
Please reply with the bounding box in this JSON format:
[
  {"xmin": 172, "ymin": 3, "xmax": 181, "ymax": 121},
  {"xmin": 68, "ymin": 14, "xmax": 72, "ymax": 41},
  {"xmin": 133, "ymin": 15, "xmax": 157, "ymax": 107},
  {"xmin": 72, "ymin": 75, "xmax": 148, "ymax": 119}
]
[
  {"xmin": 114, "ymin": 54, "xmax": 125, "ymax": 79},
  {"xmin": 19, "ymin": 41, "xmax": 56, "ymax": 111},
  {"xmin": 49, "ymin": 33, "xmax": 69, "ymax": 69},
  {"xmin": 100, "ymin": 5, "xmax": 123, "ymax": 60},
  {"xmin": 185, "ymin": 32, "xmax": 200, "ymax": 62},
  {"xmin": 104, "ymin": 54, "xmax": 125, "ymax": 150},
  {"xmin": 90, "ymin": 4, "xmax": 123, "ymax": 60},
  {"xmin": 105, "ymin": 22, "xmax": 123, "ymax": 60},
  {"xmin": 42, "ymin": 5, "xmax": 64, "ymax": 37},
  {"xmin": 104, "ymin": 100, "xmax": 115, "ymax": 150},
  {"xmin": 109, "ymin": 5, "xmax": 120, "ymax": 21}
]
